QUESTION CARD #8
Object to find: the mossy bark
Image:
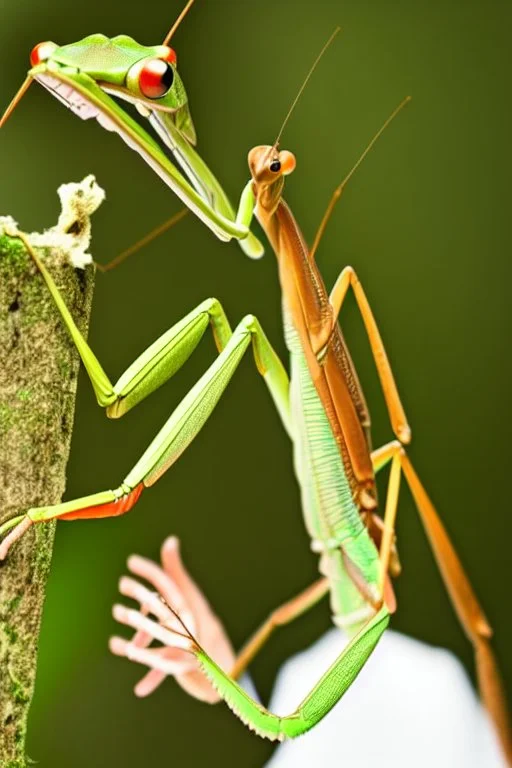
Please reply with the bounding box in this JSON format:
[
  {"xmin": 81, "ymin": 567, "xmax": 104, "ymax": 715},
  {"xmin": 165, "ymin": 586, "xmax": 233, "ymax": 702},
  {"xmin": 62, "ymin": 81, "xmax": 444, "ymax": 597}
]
[{"xmin": 0, "ymin": 233, "xmax": 95, "ymax": 766}]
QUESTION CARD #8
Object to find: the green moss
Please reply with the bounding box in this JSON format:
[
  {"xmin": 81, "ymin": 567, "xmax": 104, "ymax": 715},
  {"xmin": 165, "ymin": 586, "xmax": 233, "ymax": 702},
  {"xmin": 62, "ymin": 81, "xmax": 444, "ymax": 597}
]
[
  {"xmin": 19, "ymin": 281, "xmax": 50, "ymax": 329},
  {"xmin": 0, "ymin": 185, "xmax": 100, "ymax": 768},
  {"xmin": 58, "ymin": 357, "xmax": 72, "ymax": 379},
  {"xmin": 7, "ymin": 596, "xmax": 21, "ymax": 614},
  {"xmin": 9, "ymin": 680, "xmax": 29, "ymax": 706},
  {"xmin": 3, "ymin": 625, "xmax": 18, "ymax": 645},
  {"xmin": 0, "ymin": 235, "xmax": 30, "ymax": 275},
  {"xmin": 19, "ymin": 444, "xmax": 32, "ymax": 461},
  {"xmin": 0, "ymin": 404, "xmax": 15, "ymax": 434},
  {"xmin": 32, "ymin": 524, "xmax": 56, "ymax": 580}
]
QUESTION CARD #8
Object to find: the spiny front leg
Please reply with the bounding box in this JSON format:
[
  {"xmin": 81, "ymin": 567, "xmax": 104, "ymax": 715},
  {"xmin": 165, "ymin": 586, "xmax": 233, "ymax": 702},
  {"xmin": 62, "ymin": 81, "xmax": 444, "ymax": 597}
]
[
  {"xmin": 196, "ymin": 606, "xmax": 388, "ymax": 740},
  {"xmin": 114, "ymin": 574, "xmax": 389, "ymax": 741},
  {"xmin": 111, "ymin": 543, "xmax": 330, "ymax": 702},
  {"xmin": 0, "ymin": 314, "xmax": 290, "ymax": 559}
]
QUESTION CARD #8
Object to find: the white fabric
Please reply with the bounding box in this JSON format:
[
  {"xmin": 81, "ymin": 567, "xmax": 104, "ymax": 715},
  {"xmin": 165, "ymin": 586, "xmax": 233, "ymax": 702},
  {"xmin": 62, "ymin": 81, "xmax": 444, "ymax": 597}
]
[{"xmin": 264, "ymin": 629, "xmax": 505, "ymax": 767}]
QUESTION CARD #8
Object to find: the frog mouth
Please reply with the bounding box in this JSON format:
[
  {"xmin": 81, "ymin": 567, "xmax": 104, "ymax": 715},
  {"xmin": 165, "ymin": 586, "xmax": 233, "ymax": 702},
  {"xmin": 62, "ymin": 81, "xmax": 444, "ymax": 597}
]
[
  {"xmin": 34, "ymin": 72, "xmax": 214, "ymax": 207},
  {"xmin": 36, "ymin": 73, "xmax": 120, "ymax": 130},
  {"xmin": 25, "ymin": 62, "xmax": 259, "ymax": 253}
]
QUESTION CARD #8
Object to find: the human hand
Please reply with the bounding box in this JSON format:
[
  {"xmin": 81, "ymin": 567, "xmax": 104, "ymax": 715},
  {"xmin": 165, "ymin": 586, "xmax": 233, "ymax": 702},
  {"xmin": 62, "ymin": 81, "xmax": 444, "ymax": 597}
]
[{"xmin": 110, "ymin": 536, "xmax": 235, "ymax": 703}]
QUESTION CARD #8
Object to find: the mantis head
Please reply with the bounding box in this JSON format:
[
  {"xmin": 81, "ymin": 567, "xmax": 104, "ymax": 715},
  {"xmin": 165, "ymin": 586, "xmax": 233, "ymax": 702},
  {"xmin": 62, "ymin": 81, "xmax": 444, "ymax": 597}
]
[
  {"xmin": 246, "ymin": 27, "xmax": 341, "ymax": 216},
  {"xmin": 248, "ymin": 146, "xmax": 296, "ymax": 213}
]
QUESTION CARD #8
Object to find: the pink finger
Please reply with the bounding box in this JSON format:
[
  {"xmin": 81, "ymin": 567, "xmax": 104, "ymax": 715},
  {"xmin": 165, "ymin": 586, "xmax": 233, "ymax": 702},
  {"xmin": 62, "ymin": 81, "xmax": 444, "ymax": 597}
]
[
  {"xmin": 134, "ymin": 668, "xmax": 166, "ymax": 698},
  {"xmin": 132, "ymin": 629, "xmax": 152, "ymax": 649},
  {"xmin": 130, "ymin": 600, "xmax": 152, "ymax": 649},
  {"xmin": 109, "ymin": 636, "xmax": 195, "ymax": 675},
  {"xmin": 119, "ymin": 575, "xmax": 196, "ymax": 636},
  {"xmin": 161, "ymin": 537, "xmax": 211, "ymax": 616},
  {"xmin": 112, "ymin": 604, "xmax": 193, "ymax": 651},
  {"xmin": 127, "ymin": 554, "xmax": 188, "ymax": 613},
  {"xmin": 119, "ymin": 576, "xmax": 172, "ymax": 621},
  {"xmin": 110, "ymin": 636, "xmax": 190, "ymax": 666}
]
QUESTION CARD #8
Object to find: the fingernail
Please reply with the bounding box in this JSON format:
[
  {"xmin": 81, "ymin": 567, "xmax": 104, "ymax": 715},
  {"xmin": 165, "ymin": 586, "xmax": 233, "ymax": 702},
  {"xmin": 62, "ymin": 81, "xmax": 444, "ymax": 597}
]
[{"xmin": 165, "ymin": 536, "xmax": 179, "ymax": 552}]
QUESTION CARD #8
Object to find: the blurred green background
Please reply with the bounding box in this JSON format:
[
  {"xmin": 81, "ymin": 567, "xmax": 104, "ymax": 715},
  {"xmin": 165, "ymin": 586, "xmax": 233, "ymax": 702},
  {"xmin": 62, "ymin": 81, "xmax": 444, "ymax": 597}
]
[{"xmin": 1, "ymin": 0, "xmax": 511, "ymax": 765}]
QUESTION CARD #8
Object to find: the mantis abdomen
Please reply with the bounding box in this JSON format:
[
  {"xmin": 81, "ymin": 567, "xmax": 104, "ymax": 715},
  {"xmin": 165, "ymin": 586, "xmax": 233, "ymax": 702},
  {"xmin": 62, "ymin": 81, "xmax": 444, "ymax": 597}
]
[{"xmin": 287, "ymin": 315, "xmax": 382, "ymax": 636}]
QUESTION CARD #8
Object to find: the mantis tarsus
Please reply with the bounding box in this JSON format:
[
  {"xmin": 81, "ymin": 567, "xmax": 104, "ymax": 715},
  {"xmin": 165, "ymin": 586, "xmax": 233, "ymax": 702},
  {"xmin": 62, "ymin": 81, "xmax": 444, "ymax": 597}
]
[{"xmin": 0, "ymin": 16, "xmax": 510, "ymax": 762}]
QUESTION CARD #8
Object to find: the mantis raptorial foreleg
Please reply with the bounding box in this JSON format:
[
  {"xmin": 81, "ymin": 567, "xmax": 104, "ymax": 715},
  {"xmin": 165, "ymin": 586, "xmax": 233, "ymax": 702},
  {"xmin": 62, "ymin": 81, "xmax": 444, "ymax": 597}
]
[
  {"xmin": 154, "ymin": 601, "xmax": 389, "ymax": 741},
  {"xmin": 0, "ymin": 272, "xmax": 291, "ymax": 556},
  {"xmin": 371, "ymin": 441, "xmax": 512, "ymax": 761}
]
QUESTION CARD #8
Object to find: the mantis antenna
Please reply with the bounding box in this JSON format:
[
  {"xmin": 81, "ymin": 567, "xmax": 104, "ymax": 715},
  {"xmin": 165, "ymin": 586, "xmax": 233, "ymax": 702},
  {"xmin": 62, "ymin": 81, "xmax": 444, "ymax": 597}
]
[
  {"xmin": 0, "ymin": 75, "xmax": 32, "ymax": 129},
  {"xmin": 272, "ymin": 26, "xmax": 341, "ymax": 153},
  {"xmin": 158, "ymin": 596, "xmax": 200, "ymax": 648},
  {"xmin": 163, "ymin": 0, "xmax": 196, "ymax": 46},
  {"xmin": 310, "ymin": 94, "xmax": 411, "ymax": 260}
]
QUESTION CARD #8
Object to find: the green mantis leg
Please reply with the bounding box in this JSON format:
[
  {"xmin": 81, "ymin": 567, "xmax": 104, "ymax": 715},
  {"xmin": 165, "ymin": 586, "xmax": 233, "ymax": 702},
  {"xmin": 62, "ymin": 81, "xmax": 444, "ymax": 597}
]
[
  {"xmin": 157, "ymin": 118, "xmax": 262, "ymax": 258},
  {"xmin": 17, "ymin": 233, "xmax": 230, "ymax": 416},
  {"xmin": 0, "ymin": 310, "xmax": 290, "ymax": 557},
  {"xmin": 173, "ymin": 604, "xmax": 389, "ymax": 741}
]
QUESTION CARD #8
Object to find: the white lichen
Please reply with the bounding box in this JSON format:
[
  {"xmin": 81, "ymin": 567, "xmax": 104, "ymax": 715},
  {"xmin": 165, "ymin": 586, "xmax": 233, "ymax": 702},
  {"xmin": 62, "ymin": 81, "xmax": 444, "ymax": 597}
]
[
  {"xmin": 0, "ymin": 215, "xmax": 19, "ymax": 232},
  {"xmin": 0, "ymin": 175, "xmax": 105, "ymax": 269}
]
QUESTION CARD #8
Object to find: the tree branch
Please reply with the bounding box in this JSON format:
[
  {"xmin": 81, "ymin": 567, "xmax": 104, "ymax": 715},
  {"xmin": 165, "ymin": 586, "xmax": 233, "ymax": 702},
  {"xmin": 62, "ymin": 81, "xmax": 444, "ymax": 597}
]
[{"xmin": 0, "ymin": 177, "xmax": 104, "ymax": 767}]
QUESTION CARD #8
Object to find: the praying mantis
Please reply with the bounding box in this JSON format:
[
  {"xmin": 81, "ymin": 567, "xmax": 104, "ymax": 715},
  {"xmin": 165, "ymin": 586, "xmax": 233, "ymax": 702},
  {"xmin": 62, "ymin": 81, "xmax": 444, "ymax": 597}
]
[
  {"xmin": 109, "ymin": 113, "xmax": 512, "ymax": 755},
  {"xmin": 0, "ymin": 7, "xmax": 510, "ymax": 762}
]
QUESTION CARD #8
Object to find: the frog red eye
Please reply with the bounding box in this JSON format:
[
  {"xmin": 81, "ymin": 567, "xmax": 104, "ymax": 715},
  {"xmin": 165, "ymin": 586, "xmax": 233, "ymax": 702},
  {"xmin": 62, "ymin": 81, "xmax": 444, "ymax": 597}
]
[
  {"xmin": 30, "ymin": 41, "xmax": 58, "ymax": 67},
  {"xmin": 138, "ymin": 59, "xmax": 174, "ymax": 99},
  {"xmin": 161, "ymin": 47, "xmax": 177, "ymax": 66}
]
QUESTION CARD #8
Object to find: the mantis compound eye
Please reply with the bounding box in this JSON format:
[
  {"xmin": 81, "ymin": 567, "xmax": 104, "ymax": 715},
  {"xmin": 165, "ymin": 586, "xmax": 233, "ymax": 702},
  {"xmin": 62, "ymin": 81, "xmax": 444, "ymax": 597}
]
[
  {"xmin": 278, "ymin": 151, "xmax": 297, "ymax": 176},
  {"xmin": 138, "ymin": 59, "xmax": 174, "ymax": 99},
  {"xmin": 269, "ymin": 160, "xmax": 281, "ymax": 173},
  {"xmin": 30, "ymin": 41, "xmax": 58, "ymax": 67}
]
